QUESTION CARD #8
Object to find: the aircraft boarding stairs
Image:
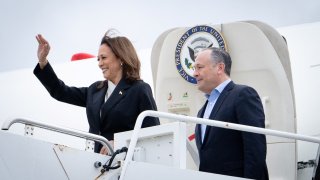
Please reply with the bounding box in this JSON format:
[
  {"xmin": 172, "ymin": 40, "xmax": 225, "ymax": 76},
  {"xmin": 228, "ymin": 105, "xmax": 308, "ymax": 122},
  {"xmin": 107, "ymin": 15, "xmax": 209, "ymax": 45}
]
[{"xmin": 1, "ymin": 110, "xmax": 320, "ymax": 180}]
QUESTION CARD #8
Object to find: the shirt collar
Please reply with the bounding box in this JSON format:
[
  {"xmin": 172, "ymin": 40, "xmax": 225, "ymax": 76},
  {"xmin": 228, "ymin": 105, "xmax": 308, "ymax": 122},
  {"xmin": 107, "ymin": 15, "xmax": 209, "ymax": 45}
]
[
  {"xmin": 107, "ymin": 80, "xmax": 116, "ymax": 95},
  {"xmin": 205, "ymin": 79, "xmax": 231, "ymax": 100}
]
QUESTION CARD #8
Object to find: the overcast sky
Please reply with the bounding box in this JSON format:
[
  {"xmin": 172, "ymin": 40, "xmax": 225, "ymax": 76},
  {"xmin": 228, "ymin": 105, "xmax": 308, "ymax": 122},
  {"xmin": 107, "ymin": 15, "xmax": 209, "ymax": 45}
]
[{"xmin": 1, "ymin": 0, "xmax": 320, "ymax": 72}]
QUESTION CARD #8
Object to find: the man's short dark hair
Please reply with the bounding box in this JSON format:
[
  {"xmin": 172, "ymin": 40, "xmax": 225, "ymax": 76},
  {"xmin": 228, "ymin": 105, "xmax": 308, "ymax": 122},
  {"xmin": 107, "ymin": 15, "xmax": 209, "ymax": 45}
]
[{"xmin": 207, "ymin": 47, "xmax": 232, "ymax": 76}]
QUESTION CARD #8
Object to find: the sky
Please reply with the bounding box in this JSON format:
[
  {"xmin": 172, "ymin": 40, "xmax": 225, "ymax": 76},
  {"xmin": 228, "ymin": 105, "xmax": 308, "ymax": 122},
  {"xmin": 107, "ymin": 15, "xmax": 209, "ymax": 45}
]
[{"xmin": 1, "ymin": 0, "xmax": 320, "ymax": 72}]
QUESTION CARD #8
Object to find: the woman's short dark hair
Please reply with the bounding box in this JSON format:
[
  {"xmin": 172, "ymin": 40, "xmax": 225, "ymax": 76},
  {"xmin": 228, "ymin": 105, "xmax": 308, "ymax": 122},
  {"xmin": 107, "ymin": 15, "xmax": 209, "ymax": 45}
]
[{"xmin": 100, "ymin": 29, "xmax": 141, "ymax": 83}]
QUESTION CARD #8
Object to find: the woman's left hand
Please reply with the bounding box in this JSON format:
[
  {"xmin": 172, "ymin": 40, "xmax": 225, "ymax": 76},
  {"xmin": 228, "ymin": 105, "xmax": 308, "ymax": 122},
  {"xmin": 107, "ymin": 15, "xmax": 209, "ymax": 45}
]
[{"xmin": 100, "ymin": 140, "xmax": 114, "ymax": 155}]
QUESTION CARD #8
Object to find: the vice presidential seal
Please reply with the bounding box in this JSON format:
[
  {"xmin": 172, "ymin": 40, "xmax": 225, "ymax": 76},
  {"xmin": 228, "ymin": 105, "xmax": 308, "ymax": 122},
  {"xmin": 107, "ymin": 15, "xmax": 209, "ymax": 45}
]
[{"xmin": 175, "ymin": 25, "xmax": 226, "ymax": 84}]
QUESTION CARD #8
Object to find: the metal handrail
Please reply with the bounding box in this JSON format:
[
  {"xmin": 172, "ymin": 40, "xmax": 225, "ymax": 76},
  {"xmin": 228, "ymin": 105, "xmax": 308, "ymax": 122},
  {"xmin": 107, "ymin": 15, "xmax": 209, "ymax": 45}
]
[
  {"xmin": 313, "ymin": 144, "xmax": 320, "ymax": 179},
  {"xmin": 119, "ymin": 110, "xmax": 320, "ymax": 180},
  {"xmin": 1, "ymin": 118, "xmax": 114, "ymax": 155}
]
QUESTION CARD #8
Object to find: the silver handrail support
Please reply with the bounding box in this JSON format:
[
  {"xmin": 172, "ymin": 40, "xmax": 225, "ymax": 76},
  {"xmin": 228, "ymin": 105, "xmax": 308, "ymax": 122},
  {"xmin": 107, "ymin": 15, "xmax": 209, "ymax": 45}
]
[
  {"xmin": 119, "ymin": 110, "xmax": 320, "ymax": 180},
  {"xmin": 313, "ymin": 144, "xmax": 320, "ymax": 179},
  {"xmin": 1, "ymin": 118, "xmax": 114, "ymax": 155}
]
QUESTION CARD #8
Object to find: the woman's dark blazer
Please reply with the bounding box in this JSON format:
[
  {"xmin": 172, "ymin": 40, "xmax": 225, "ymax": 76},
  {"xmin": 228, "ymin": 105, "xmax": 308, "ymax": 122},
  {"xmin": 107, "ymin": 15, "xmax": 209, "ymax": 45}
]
[{"xmin": 34, "ymin": 63, "xmax": 159, "ymax": 151}]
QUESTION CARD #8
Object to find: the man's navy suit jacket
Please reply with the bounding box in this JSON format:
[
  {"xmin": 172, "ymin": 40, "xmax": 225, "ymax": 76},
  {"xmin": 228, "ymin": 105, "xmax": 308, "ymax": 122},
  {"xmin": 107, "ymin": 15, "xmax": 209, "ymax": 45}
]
[{"xmin": 195, "ymin": 81, "xmax": 268, "ymax": 179}]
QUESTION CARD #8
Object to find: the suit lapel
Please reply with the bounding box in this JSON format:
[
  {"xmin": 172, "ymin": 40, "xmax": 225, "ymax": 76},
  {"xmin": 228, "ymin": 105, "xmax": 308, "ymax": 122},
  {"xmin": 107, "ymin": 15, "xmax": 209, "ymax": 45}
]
[
  {"xmin": 196, "ymin": 102, "xmax": 207, "ymax": 147},
  {"xmin": 91, "ymin": 81, "xmax": 108, "ymax": 132},
  {"xmin": 93, "ymin": 83, "xmax": 107, "ymax": 107},
  {"xmin": 209, "ymin": 82, "xmax": 235, "ymax": 119},
  {"xmin": 100, "ymin": 79, "xmax": 131, "ymax": 120},
  {"xmin": 202, "ymin": 81, "xmax": 235, "ymax": 146}
]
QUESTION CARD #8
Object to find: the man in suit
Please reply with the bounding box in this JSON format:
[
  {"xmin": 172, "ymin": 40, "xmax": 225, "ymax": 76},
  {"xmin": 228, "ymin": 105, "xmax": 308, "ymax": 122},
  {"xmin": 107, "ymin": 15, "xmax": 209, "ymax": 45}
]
[{"xmin": 193, "ymin": 47, "xmax": 268, "ymax": 179}]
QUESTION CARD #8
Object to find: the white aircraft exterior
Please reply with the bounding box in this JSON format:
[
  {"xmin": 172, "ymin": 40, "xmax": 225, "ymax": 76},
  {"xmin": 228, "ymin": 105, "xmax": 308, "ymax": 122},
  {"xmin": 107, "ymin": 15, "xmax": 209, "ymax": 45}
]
[{"xmin": 0, "ymin": 21, "xmax": 319, "ymax": 179}]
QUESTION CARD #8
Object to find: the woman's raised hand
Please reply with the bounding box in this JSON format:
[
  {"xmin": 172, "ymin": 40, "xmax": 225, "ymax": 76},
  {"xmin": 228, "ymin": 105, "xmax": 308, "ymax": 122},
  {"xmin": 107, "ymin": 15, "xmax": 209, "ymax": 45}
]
[{"xmin": 36, "ymin": 34, "xmax": 50, "ymax": 69}]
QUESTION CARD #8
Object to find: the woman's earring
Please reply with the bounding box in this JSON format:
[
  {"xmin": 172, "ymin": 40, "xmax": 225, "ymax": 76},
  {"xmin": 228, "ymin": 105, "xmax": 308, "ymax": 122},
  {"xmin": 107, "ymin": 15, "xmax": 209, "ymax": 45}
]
[{"xmin": 120, "ymin": 62, "xmax": 123, "ymax": 66}]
